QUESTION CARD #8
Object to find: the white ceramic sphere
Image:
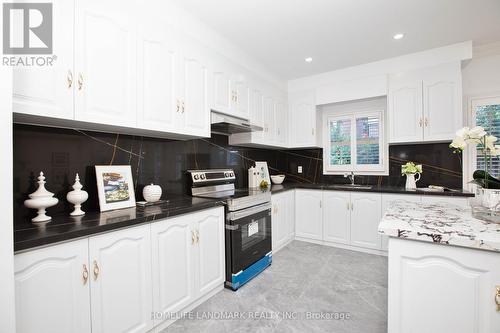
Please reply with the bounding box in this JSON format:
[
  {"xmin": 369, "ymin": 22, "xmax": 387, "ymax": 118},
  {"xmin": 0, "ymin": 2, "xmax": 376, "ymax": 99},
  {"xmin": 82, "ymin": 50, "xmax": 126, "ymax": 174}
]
[{"xmin": 143, "ymin": 184, "xmax": 162, "ymax": 202}]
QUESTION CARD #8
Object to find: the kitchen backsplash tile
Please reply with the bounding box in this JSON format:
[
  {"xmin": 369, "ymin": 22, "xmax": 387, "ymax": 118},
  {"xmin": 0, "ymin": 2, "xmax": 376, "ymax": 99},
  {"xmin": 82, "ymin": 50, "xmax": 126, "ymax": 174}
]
[{"xmin": 14, "ymin": 124, "xmax": 462, "ymax": 223}]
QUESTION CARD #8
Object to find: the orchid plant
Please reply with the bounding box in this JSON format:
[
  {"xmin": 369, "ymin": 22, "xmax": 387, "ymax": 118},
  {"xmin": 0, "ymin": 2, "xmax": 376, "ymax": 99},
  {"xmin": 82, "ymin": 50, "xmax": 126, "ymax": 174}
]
[{"xmin": 450, "ymin": 126, "xmax": 500, "ymax": 188}]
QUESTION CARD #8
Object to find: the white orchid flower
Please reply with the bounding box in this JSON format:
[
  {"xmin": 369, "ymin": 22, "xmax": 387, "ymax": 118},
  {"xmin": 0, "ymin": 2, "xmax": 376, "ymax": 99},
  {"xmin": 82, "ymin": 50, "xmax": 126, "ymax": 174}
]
[
  {"xmin": 455, "ymin": 126, "xmax": 470, "ymax": 139},
  {"xmin": 468, "ymin": 126, "xmax": 487, "ymax": 139},
  {"xmin": 489, "ymin": 145, "xmax": 500, "ymax": 156},
  {"xmin": 485, "ymin": 135, "xmax": 498, "ymax": 150},
  {"xmin": 450, "ymin": 136, "xmax": 466, "ymax": 150}
]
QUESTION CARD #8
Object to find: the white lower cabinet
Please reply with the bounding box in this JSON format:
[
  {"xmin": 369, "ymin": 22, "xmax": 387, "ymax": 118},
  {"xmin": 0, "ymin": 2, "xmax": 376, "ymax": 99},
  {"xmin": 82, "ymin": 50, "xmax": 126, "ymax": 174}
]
[
  {"xmin": 388, "ymin": 237, "xmax": 500, "ymax": 333},
  {"xmin": 323, "ymin": 191, "xmax": 350, "ymax": 245},
  {"xmin": 150, "ymin": 207, "xmax": 224, "ymax": 327},
  {"xmin": 14, "ymin": 207, "xmax": 225, "ymax": 333},
  {"xmin": 295, "ymin": 190, "xmax": 323, "ymax": 240},
  {"xmin": 271, "ymin": 191, "xmax": 295, "ymax": 252},
  {"xmin": 14, "ymin": 239, "xmax": 91, "ymax": 333},
  {"xmin": 350, "ymin": 192, "xmax": 382, "ymax": 249},
  {"xmin": 89, "ymin": 225, "xmax": 153, "ymax": 333}
]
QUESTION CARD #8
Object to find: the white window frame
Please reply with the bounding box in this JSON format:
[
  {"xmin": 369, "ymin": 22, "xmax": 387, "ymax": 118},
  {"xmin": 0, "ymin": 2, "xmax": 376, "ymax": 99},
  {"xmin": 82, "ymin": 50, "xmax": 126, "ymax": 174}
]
[
  {"xmin": 323, "ymin": 109, "xmax": 388, "ymax": 175},
  {"xmin": 464, "ymin": 94, "xmax": 500, "ymax": 190}
]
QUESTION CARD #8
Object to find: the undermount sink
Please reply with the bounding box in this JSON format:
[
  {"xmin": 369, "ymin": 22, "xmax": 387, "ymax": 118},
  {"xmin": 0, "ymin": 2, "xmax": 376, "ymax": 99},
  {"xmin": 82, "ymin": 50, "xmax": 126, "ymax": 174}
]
[{"xmin": 328, "ymin": 184, "xmax": 373, "ymax": 190}]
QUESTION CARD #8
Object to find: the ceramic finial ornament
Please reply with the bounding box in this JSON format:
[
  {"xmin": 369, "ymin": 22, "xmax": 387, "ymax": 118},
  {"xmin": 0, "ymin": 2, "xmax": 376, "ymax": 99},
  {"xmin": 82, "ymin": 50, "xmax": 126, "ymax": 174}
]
[
  {"xmin": 24, "ymin": 172, "xmax": 59, "ymax": 223},
  {"xmin": 67, "ymin": 173, "xmax": 88, "ymax": 216}
]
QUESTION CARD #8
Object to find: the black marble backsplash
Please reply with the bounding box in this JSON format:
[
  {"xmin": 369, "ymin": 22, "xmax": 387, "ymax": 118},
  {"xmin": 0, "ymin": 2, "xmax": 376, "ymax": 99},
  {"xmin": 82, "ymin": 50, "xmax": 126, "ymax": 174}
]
[{"xmin": 14, "ymin": 124, "xmax": 462, "ymax": 223}]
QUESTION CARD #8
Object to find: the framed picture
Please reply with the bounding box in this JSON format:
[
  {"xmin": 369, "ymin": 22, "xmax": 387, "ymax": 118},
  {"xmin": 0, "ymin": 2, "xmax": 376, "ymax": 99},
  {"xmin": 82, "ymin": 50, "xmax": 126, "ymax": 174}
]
[
  {"xmin": 255, "ymin": 161, "xmax": 270, "ymax": 185},
  {"xmin": 95, "ymin": 165, "xmax": 136, "ymax": 212}
]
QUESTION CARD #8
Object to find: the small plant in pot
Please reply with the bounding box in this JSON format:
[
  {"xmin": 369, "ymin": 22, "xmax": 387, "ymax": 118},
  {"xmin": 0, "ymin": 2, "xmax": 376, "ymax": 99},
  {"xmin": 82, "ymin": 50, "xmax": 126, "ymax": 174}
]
[
  {"xmin": 401, "ymin": 162, "xmax": 422, "ymax": 190},
  {"xmin": 450, "ymin": 126, "xmax": 500, "ymax": 213}
]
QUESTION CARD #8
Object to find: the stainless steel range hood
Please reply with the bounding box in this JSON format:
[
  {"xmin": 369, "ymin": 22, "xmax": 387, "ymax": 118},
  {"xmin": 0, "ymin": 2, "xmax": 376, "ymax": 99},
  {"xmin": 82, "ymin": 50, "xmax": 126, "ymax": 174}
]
[{"xmin": 211, "ymin": 111, "xmax": 263, "ymax": 135}]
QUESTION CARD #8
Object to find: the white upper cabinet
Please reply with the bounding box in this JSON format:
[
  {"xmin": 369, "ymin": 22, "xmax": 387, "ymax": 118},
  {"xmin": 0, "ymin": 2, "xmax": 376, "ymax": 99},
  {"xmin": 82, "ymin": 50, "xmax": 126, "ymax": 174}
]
[
  {"xmin": 12, "ymin": 0, "xmax": 74, "ymax": 120},
  {"xmin": 288, "ymin": 90, "xmax": 317, "ymax": 148},
  {"xmin": 322, "ymin": 191, "xmax": 351, "ymax": 245},
  {"xmin": 422, "ymin": 63, "xmax": 463, "ymax": 141},
  {"xmin": 388, "ymin": 62, "xmax": 462, "ymax": 143},
  {"xmin": 249, "ymin": 86, "xmax": 264, "ymax": 127},
  {"xmin": 137, "ymin": 15, "xmax": 178, "ymax": 132},
  {"xmin": 211, "ymin": 64, "xmax": 233, "ymax": 115},
  {"xmin": 89, "ymin": 225, "xmax": 153, "ymax": 333},
  {"xmin": 178, "ymin": 40, "xmax": 210, "ymax": 137},
  {"xmin": 14, "ymin": 239, "xmax": 91, "ymax": 333},
  {"xmin": 233, "ymin": 76, "xmax": 250, "ymax": 119},
  {"xmin": 388, "ymin": 74, "xmax": 423, "ymax": 143},
  {"xmin": 274, "ymin": 99, "xmax": 288, "ymax": 146},
  {"xmin": 350, "ymin": 192, "xmax": 382, "ymax": 250},
  {"xmin": 262, "ymin": 95, "xmax": 276, "ymax": 143},
  {"xmin": 74, "ymin": 0, "xmax": 137, "ymax": 127}
]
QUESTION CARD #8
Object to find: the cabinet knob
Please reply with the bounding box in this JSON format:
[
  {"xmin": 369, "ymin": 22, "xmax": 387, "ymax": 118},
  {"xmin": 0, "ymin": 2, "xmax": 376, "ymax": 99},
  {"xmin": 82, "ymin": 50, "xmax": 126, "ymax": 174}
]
[
  {"xmin": 82, "ymin": 264, "xmax": 89, "ymax": 285},
  {"xmin": 495, "ymin": 286, "xmax": 500, "ymax": 311},
  {"xmin": 181, "ymin": 100, "xmax": 185, "ymax": 113},
  {"xmin": 77, "ymin": 73, "xmax": 84, "ymax": 91},
  {"xmin": 191, "ymin": 230, "xmax": 196, "ymax": 245},
  {"xmin": 67, "ymin": 70, "xmax": 73, "ymax": 89},
  {"xmin": 92, "ymin": 260, "xmax": 100, "ymax": 281},
  {"xmin": 196, "ymin": 230, "xmax": 200, "ymax": 244},
  {"xmin": 424, "ymin": 117, "xmax": 429, "ymax": 127},
  {"xmin": 176, "ymin": 99, "xmax": 180, "ymax": 113},
  {"xmin": 419, "ymin": 118, "xmax": 423, "ymax": 127}
]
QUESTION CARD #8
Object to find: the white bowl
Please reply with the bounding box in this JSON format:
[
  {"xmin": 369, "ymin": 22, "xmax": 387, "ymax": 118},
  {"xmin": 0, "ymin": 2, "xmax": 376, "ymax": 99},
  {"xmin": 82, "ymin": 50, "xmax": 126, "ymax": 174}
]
[{"xmin": 271, "ymin": 175, "xmax": 285, "ymax": 184}]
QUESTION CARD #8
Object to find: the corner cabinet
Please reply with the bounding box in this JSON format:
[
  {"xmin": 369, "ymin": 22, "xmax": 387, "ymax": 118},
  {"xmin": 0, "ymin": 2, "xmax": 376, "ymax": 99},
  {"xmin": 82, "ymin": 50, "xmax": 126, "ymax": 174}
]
[
  {"xmin": 288, "ymin": 90, "xmax": 317, "ymax": 148},
  {"xmin": 14, "ymin": 207, "xmax": 225, "ymax": 333},
  {"xmin": 388, "ymin": 62, "xmax": 462, "ymax": 143}
]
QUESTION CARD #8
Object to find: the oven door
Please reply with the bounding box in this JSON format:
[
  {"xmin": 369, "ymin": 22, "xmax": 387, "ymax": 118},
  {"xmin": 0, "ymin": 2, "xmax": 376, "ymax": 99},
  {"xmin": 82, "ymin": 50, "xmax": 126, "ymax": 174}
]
[{"xmin": 226, "ymin": 202, "xmax": 272, "ymax": 274}]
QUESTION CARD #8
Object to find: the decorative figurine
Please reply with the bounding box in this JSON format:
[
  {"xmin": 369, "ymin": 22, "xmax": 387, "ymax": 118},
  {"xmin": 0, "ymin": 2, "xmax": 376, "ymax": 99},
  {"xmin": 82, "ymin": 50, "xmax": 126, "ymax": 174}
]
[
  {"xmin": 143, "ymin": 183, "xmax": 162, "ymax": 203},
  {"xmin": 67, "ymin": 173, "xmax": 88, "ymax": 216},
  {"xmin": 24, "ymin": 172, "xmax": 59, "ymax": 223}
]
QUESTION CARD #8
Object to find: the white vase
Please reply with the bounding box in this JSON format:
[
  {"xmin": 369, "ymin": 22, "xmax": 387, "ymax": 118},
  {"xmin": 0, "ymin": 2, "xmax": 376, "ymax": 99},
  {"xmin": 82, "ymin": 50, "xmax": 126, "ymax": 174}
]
[
  {"xmin": 405, "ymin": 173, "xmax": 421, "ymax": 190},
  {"xmin": 66, "ymin": 173, "xmax": 88, "ymax": 216},
  {"xmin": 143, "ymin": 184, "xmax": 162, "ymax": 202},
  {"xmin": 24, "ymin": 172, "xmax": 59, "ymax": 223}
]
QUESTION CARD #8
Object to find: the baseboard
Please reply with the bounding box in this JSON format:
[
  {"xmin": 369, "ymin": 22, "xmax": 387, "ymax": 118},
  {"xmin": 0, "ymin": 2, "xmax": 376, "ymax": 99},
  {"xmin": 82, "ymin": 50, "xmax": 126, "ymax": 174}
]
[
  {"xmin": 294, "ymin": 236, "xmax": 388, "ymax": 257},
  {"xmin": 272, "ymin": 237, "xmax": 294, "ymax": 254},
  {"xmin": 149, "ymin": 283, "xmax": 224, "ymax": 333}
]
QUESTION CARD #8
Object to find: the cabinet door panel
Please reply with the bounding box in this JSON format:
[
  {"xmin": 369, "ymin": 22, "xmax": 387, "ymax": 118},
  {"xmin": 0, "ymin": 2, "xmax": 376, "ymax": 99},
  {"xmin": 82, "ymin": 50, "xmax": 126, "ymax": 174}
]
[
  {"xmin": 295, "ymin": 190, "xmax": 322, "ymax": 240},
  {"xmin": 272, "ymin": 193, "xmax": 289, "ymax": 252},
  {"xmin": 13, "ymin": 0, "xmax": 74, "ymax": 119},
  {"xmin": 89, "ymin": 225, "xmax": 153, "ymax": 333},
  {"xmin": 212, "ymin": 70, "xmax": 232, "ymax": 115},
  {"xmin": 75, "ymin": 0, "xmax": 137, "ymax": 127},
  {"xmin": 249, "ymin": 87, "xmax": 264, "ymax": 127},
  {"xmin": 179, "ymin": 42, "xmax": 209, "ymax": 136},
  {"xmin": 196, "ymin": 208, "xmax": 225, "ymax": 295},
  {"xmin": 350, "ymin": 192, "xmax": 382, "ymax": 249},
  {"xmin": 234, "ymin": 79, "xmax": 249, "ymax": 119},
  {"xmin": 275, "ymin": 100, "xmax": 287, "ymax": 146},
  {"xmin": 151, "ymin": 216, "xmax": 194, "ymax": 317},
  {"xmin": 423, "ymin": 63, "xmax": 462, "ymax": 141},
  {"xmin": 14, "ymin": 239, "xmax": 91, "ymax": 333},
  {"xmin": 389, "ymin": 238, "xmax": 500, "ymax": 333},
  {"xmin": 388, "ymin": 77, "xmax": 423, "ymax": 143},
  {"xmin": 323, "ymin": 191, "xmax": 351, "ymax": 245},
  {"xmin": 289, "ymin": 91, "xmax": 316, "ymax": 147},
  {"xmin": 137, "ymin": 18, "xmax": 178, "ymax": 132},
  {"xmin": 262, "ymin": 96, "xmax": 276, "ymax": 143}
]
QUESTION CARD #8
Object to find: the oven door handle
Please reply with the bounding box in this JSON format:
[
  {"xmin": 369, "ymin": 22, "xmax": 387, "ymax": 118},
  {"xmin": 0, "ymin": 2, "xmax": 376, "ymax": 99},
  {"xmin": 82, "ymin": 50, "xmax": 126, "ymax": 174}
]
[{"xmin": 227, "ymin": 202, "xmax": 272, "ymax": 222}]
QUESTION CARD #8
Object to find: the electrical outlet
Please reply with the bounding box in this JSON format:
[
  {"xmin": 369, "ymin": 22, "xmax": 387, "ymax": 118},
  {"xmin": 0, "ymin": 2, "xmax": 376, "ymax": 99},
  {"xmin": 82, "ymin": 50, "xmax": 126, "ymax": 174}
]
[{"xmin": 298, "ymin": 166, "xmax": 303, "ymax": 174}]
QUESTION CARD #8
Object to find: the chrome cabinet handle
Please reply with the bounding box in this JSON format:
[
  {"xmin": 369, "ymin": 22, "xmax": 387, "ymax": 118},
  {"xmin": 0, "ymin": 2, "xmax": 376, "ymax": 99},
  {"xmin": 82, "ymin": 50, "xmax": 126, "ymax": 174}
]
[
  {"xmin": 495, "ymin": 286, "xmax": 500, "ymax": 311},
  {"xmin": 67, "ymin": 70, "xmax": 73, "ymax": 89},
  {"xmin": 196, "ymin": 230, "xmax": 200, "ymax": 244},
  {"xmin": 93, "ymin": 260, "xmax": 100, "ymax": 281},
  {"xmin": 77, "ymin": 73, "xmax": 84, "ymax": 91},
  {"xmin": 181, "ymin": 100, "xmax": 185, "ymax": 113},
  {"xmin": 419, "ymin": 118, "xmax": 423, "ymax": 127},
  {"xmin": 82, "ymin": 264, "xmax": 89, "ymax": 285},
  {"xmin": 424, "ymin": 118, "xmax": 429, "ymax": 127}
]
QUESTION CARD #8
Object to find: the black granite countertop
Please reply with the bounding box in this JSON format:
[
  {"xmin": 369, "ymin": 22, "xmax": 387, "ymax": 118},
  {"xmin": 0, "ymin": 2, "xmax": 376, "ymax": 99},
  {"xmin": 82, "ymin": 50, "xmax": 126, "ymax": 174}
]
[
  {"xmin": 269, "ymin": 183, "xmax": 475, "ymax": 197},
  {"xmin": 14, "ymin": 195, "xmax": 225, "ymax": 253}
]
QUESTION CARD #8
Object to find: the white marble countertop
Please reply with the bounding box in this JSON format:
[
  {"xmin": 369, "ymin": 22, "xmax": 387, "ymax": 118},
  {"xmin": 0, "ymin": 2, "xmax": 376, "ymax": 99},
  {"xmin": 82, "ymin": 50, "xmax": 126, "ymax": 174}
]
[{"xmin": 378, "ymin": 201, "xmax": 500, "ymax": 252}]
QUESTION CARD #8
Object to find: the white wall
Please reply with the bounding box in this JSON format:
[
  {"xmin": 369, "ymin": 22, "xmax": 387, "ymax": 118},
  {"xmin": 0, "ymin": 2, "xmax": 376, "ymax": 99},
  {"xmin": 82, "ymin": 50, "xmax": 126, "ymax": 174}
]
[
  {"xmin": 0, "ymin": 67, "xmax": 15, "ymax": 332},
  {"xmin": 462, "ymin": 41, "xmax": 500, "ymax": 97}
]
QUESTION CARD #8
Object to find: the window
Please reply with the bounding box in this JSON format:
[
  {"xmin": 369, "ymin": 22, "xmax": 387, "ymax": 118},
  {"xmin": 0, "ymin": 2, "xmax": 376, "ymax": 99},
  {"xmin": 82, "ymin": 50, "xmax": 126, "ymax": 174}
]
[
  {"xmin": 470, "ymin": 97, "xmax": 500, "ymax": 180},
  {"xmin": 324, "ymin": 110, "xmax": 387, "ymax": 174}
]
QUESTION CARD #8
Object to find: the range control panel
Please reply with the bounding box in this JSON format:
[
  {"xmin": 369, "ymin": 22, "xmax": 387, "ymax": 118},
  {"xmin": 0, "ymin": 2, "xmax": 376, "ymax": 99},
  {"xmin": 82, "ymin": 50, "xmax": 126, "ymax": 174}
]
[{"xmin": 188, "ymin": 169, "xmax": 236, "ymax": 184}]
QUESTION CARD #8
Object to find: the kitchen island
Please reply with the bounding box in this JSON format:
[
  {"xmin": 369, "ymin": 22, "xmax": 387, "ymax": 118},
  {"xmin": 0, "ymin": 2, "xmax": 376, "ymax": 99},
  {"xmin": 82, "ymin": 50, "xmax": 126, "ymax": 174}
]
[{"xmin": 379, "ymin": 201, "xmax": 500, "ymax": 333}]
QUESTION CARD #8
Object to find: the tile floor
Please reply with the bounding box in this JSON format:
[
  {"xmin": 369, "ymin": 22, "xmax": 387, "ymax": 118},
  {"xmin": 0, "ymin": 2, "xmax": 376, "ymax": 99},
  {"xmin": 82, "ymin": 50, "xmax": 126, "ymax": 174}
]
[{"xmin": 162, "ymin": 241, "xmax": 388, "ymax": 333}]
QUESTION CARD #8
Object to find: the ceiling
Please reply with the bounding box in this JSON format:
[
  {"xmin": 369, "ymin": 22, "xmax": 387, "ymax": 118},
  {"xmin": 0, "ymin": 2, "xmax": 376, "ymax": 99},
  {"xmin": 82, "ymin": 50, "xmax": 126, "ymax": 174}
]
[{"xmin": 170, "ymin": 0, "xmax": 500, "ymax": 80}]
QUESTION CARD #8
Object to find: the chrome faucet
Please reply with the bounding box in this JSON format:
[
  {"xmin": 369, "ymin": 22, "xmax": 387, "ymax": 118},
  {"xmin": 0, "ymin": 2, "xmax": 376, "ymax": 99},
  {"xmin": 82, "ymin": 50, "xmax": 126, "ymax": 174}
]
[{"xmin": 344, "ymin": 171, "xmax": 355, "ymax": 185}]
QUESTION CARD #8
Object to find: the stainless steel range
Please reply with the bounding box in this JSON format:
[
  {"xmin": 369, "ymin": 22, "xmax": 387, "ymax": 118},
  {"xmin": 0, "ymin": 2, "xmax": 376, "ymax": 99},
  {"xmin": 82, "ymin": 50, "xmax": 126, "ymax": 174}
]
[{"xmin": 187, "ymin": 169, "xmax": 272, "ymax": 290}]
